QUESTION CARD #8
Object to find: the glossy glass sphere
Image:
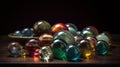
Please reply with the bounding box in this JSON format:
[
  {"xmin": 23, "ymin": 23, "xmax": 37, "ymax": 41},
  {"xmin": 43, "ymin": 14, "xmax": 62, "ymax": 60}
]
[
  {"xmin": 25, "ymin": 39, "xmax": 40, "ymax": 57},
  {"xmin": 13, "ymin": 30, "xmax": 22, "ymax": 36},
  {"xmin": 96, "ymin": 32, "xmax": 111, "ymax": 46},
  {"xmin": 50, "ymin": 39, "xmax": 68, "ymax": 60},
  {"xmin": 85, "ymin": 35, "xmax": 97, "ymax": 48},
  {"xmin": 85, "ymin": 26, "xmax": 99, "ymax": 36},
  {"xmin": 21, "ymin": 28, "xmax": 33, "ymax": 36},
  {"xmin": 33, "ymin": 20, "xmax": 51, "ymax": 36},
  {"xmin": 81, "ymin": 29, "xmax": 96, "ymax": 38},
  {"xmin": 53, "ymin": 30, "xmax": 75, "ymax": 45},
  {"xmin": 39, "ymin": 46, "xmax": 53, "ymax": 62},
  {"xmin": 8, "ymin": 42, "xmax": 22, "ymax": 57},
  {"xmin": 95, "ymin": 40, "xmax": 109, "ymax": 56},
  {"xmin": 51, "ymin": 23, "xmax": 68, "ymax": 35},
  {"xmin": 66, "ymin": 45, "xmax": 81, "ymax": 61},
  {"xmin": 77, "ymin": 39, "xmax": 93, "ymax": 58},
  {"xmin": 39, "ymin": 34, "xmax": 53, "ymax": 46},
  {"xmin": 66, "ymin": 23, "xmax": 78, "ymax": 35}
]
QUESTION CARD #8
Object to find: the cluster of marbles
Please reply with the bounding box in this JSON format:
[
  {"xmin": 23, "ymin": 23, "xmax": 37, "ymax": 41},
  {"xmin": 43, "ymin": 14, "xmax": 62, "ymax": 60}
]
[{"xmin": 8, "ymin": 20, "xmax": 112, "ymax": 62}]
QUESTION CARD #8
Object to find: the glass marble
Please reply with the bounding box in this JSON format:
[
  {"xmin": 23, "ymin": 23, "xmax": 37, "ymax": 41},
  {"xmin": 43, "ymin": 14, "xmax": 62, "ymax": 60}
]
[
  {"xmin": 21, "ymin": 28, "xmax": 33, "ymax": 36},
  {"xmin": 96, "ymin": 32, "xmax": 111, "ymax": 46},
  {"xmin": 8, "ymin": 42, "xmax": 22, "ymax": 57},
  {"xmin": 51, "ymin": 39, "xmax": 68, "ymax": 50},
  {"xmin": 51, "ymin": 23, "xmax": 68, "ymax": 35},
  {"xmin": 53, "ymin": 30, "xmax": 75, "ymax": 45},
  {"xmin": 81, "ymin": 29, "xmax": 96, "ymax": 38},
  {"xmin": 13, "ymin": 30, "xmax": 22, "ymax": 36},
  {"xmin": 66, "ymin": 45, "xmax": 81, "ymax": 61},
  {"xmin": 33, "ymin": 20, "xmax": 51, "ymax": 36},
  {"xmin": 85, "ymin": 26, "xmax": 99, "ymax": 36},
  {"xmin": 39, "ymin": 34, "xmax": 53, "ymax": 46},
  {"xmin": 50, "ymin": 39, "xmax": 68, "ymax": 60},
  {"xmin": 39, "ymin": 46, "xmax": 53, "ymax": 62},
  {"xmin": 77, "ymin": 39, "xmax": 93, "ymax": 58},
  {"xmin": 86, "ymin": 35, "xmax": 97, "ymax": 51},
  {"xmin": 66, "ymin": 23, "xmax": 78, "ymax": 36},
  {"xmin": 25, "ymin": 39, "xmax": 40, "ymax": 57},
  {"xmin": 95, "ymin": 40, "xmax": 109, "ymax": 56}
]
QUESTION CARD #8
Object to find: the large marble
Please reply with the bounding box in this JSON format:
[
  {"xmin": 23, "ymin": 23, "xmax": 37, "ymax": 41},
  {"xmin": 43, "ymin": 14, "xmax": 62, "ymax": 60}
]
[
  {"xmin": 51, "ymin": 23, "xmax": 68, "ymax": 35},
  {"xmin": 53, "ymin": 30, "xmax": 75, "ymax": 45},
  {"xmin": 33, "ymin": 20, "xmax": 51, "ymax": 36},
  {"xmin": 95, "ymin": 40, "xmax": 109, "ymax": 56}
]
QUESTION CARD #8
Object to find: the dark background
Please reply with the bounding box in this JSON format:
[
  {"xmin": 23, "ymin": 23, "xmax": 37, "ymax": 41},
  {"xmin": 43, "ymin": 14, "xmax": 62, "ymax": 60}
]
[{"xmin": 0, "ymin": 0, "xmax": 119, "ymax": 35}]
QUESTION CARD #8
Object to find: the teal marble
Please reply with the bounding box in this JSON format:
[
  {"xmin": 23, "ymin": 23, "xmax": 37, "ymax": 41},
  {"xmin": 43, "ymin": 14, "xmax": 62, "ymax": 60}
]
[
  {"xmin": 66, "ymin": 23, "xmax": 78, "ymax": 36},
  {"xmin": 66, "ymin": 45, "xmax": 80, "ymax": 61},
  {"xmin": 95, "ymin": 40, "xmax": 109, "ymax": 56},
  {"xmin": 53, "ymin": 30, "xmax": 75, "ymax": 45}
]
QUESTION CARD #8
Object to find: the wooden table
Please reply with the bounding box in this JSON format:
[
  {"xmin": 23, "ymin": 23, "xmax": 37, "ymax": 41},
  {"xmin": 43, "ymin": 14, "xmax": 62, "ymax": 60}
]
[{"xmin": 0, "ymin": 34, "xmax": 120, "ymax": 66}]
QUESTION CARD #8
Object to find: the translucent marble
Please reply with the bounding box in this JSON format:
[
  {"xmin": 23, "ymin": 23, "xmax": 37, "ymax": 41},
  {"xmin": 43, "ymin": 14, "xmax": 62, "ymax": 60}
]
[
  {"xmin": 8, "ymin": 42, "xmax": 22, "ymax": 57},
  {"xmin": 21, "ymin": 28, "xmax": 33, "ymax": 36},
  {"xmin": 96, "ymin": 32, "xmax": 111, "ymax": 46},
  {"xmin": 81, "ymin": 29, "xmax": 96, "ymax": 38},
  {"xmin": 86, "ymin": 35, "xmax": 97, "ymax": 51},
  {"xmin": 66, "ymin": 45, "xmax": 81, "ymax": 61},
  {"xmin": 39, "ymin": 46, "xmax": 53, "ymax": 62},
  {"xmin": 77, "ymin": 39, "xmax": 93, "ymax": 58},
  {"xmin": 51, "ymin": 23, "xmax": 68, "ymax": 35},
  {"xmin": 53, "ymin": 30, "xmax": 75, "ymax": 45},
  {"xmin": 50, "ymin": 39, "xmax": 68, "ymax": 60},
  {"xmin": 66, "ymin": 23, "xmax": 78, "ymax": 36},
  {"xmin": 74, "ymin": 35, "xmax": 83, "ymax": 44},
  {"xmin": 25, "ymin": 39, "xmax": 40, "ymax": 57},
  {"xmin": 39, "ymin": 34, "xmax": 53, "ymax": 46},
  {"xmin": 33, "ymin": 20, "xmax": 51, "ymax": 36},
  {"xmin": 95, "ymin": 40, "xmax": 109, "ymax": 56},
  {"xmin": 13, "ymin": 30, "xmax": 22, "ymax": 36},
  {"xmin": 85, "ymin": 26, "xmax": 99, "ymax": 36}
]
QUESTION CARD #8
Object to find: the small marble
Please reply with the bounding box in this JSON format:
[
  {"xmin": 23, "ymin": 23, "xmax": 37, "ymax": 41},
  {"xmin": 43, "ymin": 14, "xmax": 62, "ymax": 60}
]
[
  {"xmin": 66, "ymin": 23, "xmax": 78, "ymax": 35},
  {"xmin": 13, "ymin": 30, "xmax": 22, "ymax": 36},
  {"xmin": 21, "ymin": 28, "xmax": 33, "ymax": 36},
  {"xmin": 39, "ymin": 46, "xmax": 53, "ymax": 62},
  {"xmin": 8, "ymin": 42, "xmax": 22, "ymax": 57}
]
